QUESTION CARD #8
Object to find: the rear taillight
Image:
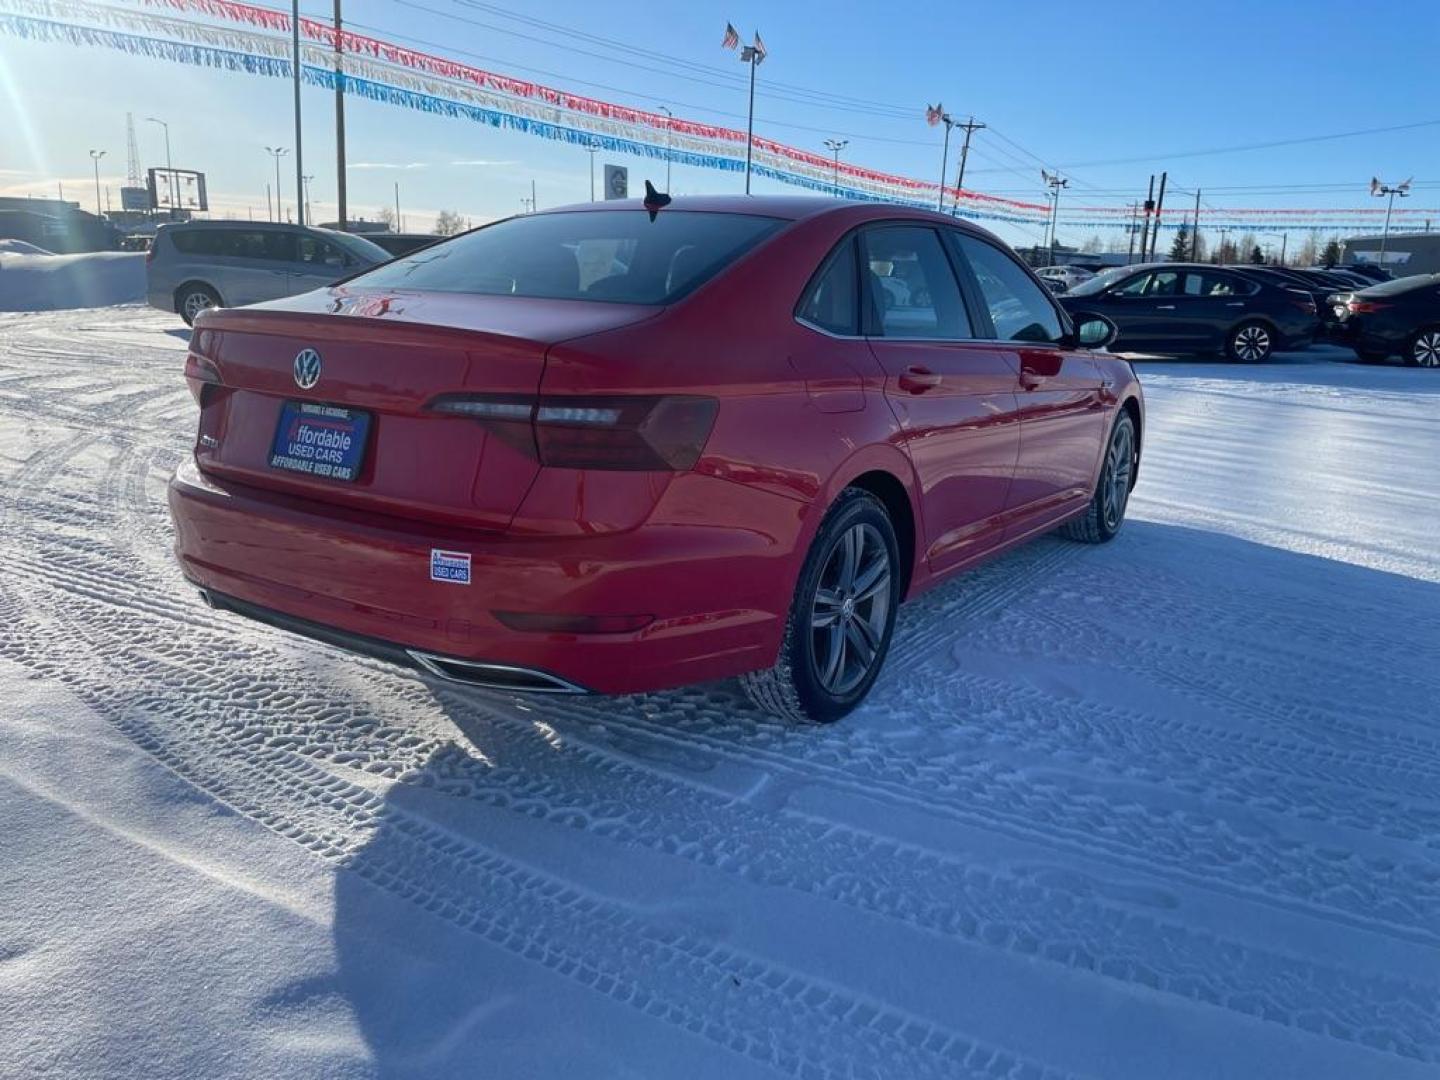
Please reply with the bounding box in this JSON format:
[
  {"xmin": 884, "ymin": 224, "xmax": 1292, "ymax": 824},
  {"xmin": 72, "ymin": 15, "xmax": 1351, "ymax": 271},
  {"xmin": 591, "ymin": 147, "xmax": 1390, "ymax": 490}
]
[
  {"xmin": 1347, "ymin": 300, "xmax": 1392, "ymax": 314},
  {"xmin": 428, "ymin": 394, "xmax": 718, "ymax": 471},
  {"xmin": 184, "ymin": 352, "xmax": 222, "ymax": 405}
]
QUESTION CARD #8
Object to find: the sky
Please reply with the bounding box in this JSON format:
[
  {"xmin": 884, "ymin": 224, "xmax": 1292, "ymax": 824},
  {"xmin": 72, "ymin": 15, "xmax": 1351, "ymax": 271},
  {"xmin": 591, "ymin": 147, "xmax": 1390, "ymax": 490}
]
[{"xmin": 2, "ymin": 0, "xmax": 1439, "ymax": 251}]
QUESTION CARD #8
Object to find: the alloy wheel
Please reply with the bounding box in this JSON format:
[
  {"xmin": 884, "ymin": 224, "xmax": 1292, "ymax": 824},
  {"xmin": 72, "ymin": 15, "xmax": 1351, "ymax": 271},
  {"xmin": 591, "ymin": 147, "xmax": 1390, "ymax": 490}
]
[
  {"xmin": 1413, "ymin": 331, "xmax": 1440, "ymax": 368},
  {"xmin": 1233, "ymin": 325, "xmax": 1271, "ymax": 362},
  {"xmin": 183, "ymin": 291, "xmax": 215, "ymax": 322},
  {"xmin": 809, "ymin": 522, "xmax": 891, "ymax": 696},
  {"xmin": 1102, "ymin": 422, "xmax": 1134, "ymax": 530}
]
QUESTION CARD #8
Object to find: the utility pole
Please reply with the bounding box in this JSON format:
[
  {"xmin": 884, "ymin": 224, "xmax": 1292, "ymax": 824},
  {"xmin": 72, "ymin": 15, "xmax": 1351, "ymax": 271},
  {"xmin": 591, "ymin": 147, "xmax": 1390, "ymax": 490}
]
[
  {"xmin": 659, "ymin": 106, "xmax": 673, "ymax": 191},
  {"xmin": 88, "ymin": 149, "xmax": 106, "ymax": 217},
  {"xmin": 823, "ymin": 138, "xmax": 848, "ymax": 196},
  {"xmin": 266, "ymin": 182, "xmax": 273, "ymax": 222},
  {"xmin": 291, "ymin": 0, "xmax": 304, "ymax": 225},
  {"xmin": 1126, "ymin": 202, "xmax": 1138, "ymax": 262},
  {"xmin": 531, "ymin": 178, "xmax": 537, "ymax": 213},
  {"xmin": 1371, "ymin": 176, "xmax": 1411, "ymax": 270},
  {"xmin": 266, "ymin": 147, "xmax": 288, "ymax": 222},
  {"xmin": 302, "ymin": 174, "xmax": 313, "ymax": 223},
  {"xmin": 1191, "ymin": 188, "xmax": 1201, "ymax": 260},
  {"xmin": 951, "ymin": 116, "xmax": 985, "ymax": 215},
  {"xmin": 394, "ymin": 181, "xmax": 401, "ymax": 231},
  {"xmin": 588, "ymin": 142, "xmax": 599, "ymax": 201},
  {"xmin": 333, "ymin": 0, "xmax": 347, "ymax": 229},
  {"xmin": 1042, "ymin": 170, "xmax": 1069, "ymax": 266},
  {"xmin": 1138, "ymin": 175, "xmax": 1155, "ymax": 265},
  {"xmin": 1149, "ymin": 171, "xmax": 1168, "ymax": 261}
]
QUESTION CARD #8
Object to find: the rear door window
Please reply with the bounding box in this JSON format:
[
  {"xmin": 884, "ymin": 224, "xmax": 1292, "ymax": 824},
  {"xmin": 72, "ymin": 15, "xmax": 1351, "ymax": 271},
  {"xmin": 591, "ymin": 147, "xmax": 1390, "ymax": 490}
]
[
  {"xmin": 860, "ymin": 225, "xmax": 971, "ymax": 339},
  {"xmin": 297, "ymin": 235, "xmax": 350, "ymax": 268},
  {"xmin": 796, "ymin": 237, "xmax": 859, "ymax": 335},
  {"xmin": 352, "ymin": 210, "xmax": 783, "ymax": 304}
]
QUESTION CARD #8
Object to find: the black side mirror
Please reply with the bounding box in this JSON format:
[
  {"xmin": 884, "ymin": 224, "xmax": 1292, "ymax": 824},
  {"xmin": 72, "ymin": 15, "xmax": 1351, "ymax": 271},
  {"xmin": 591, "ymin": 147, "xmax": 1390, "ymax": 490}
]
[{"xmin": 1072, "ymin": 313, "xmax": 1118, "ymax": 350}]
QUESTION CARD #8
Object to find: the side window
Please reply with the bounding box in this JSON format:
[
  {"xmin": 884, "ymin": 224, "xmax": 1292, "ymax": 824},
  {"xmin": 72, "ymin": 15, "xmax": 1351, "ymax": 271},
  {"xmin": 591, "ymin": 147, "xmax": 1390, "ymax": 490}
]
[
  {"xmin": 797, "ymin": 237, "xmax": 858, "ymax": 335},
  {"xmin": 861, "ymin": 225, "xmax": 971, "ymax": 339},
  {"xmin": 1111, "ymin": 273, "xmax": 1152, "ymax": 297},
  {"xmin": 1145, "ymin": 271, "xmax": 1181, "ymax": 296},
  {"xmin": 297, "ymin": 236, "xmax": 349, "ymax": 267},
  {"xmin": 952, "ymin": 234, "xmax": 1063, "ymax": 344}
]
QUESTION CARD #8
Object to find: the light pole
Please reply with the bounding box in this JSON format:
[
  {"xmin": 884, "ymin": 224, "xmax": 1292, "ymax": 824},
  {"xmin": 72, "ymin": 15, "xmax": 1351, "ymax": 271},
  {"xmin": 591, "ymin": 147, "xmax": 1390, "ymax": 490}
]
[
  {"xmin": 290, "ymin": 0, "xmax": 304, "ymax": 225},
  {"xmin": 266, "ymin": 147, "xmax": 289, "ymax": 222},
  {"xmin": 1370, "ymin": 177, "xmax": 1411, "ymax": 271},
  {"xmin": 302, "ymin": 174, "xmax": 313, "ymax": 224},
  {"xmin": 587, "ymin": 141, "xmax": 599, "ymax": 201},
  {"xmin": 659, "ymin": 106, "xmax": 673, "ymax": 191},
  {"xmin": 823, "ymin": 138, "xmax": 847, "ymax": 197},
  {"xmin": 1042, "ymin": 170, "xmax": 1069, "ymax": 266},
  {"xmin": 927, "ymin": 105, "xmax": 953, "ymax": 211},
  {"xmin": 88, "ymin": 150, "xmax": 106, "ymax": 218},
  {"xmin": 145, "ymin": 117, "xmax": 174, "ymax": 219},
  {"xmin": 738, "ymin": 33, "xmax": 767, "ymax": 194}
]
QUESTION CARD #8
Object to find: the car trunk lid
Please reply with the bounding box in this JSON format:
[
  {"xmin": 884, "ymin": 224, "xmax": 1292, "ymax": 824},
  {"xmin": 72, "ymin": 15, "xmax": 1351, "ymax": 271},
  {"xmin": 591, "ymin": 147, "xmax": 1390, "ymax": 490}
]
[{"xmin": 190, "ymin": 288, "xmax": 659, "ymax": 531}]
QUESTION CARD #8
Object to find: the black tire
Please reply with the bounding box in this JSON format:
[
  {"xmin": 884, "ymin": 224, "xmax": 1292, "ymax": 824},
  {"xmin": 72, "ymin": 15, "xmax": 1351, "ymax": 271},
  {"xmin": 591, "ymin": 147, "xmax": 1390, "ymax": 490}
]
[
  {"xmin": 1407, "ymin": 328, "xmax": 1440, "ymax": 368},
  {"xmin": 1225, "ymin": 320, "xmax": 1275, "ymax": 363},
  {"xmin": 176, "ymin": 282, "xmax": 222, "ymax": 326},
  {"xmin": 740, "ymin": 488, "xmax": 900, "ymax": 724},
  {"xmin": 1063, "ymin": 411, "xmax": 1137, "ymax": 544}
]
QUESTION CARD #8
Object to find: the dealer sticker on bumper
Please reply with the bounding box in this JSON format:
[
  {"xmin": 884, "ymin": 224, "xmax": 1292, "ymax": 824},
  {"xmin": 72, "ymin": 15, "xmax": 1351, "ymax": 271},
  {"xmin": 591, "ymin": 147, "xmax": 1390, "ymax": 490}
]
[{"xmin": 430, "ymin": 549, "xmax": 471, "ymax": 584}]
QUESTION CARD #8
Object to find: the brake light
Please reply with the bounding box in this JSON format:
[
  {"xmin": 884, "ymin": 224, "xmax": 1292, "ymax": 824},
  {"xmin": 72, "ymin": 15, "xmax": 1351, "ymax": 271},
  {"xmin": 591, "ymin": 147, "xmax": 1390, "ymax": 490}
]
[
  {"xmin": 184, "ymin": 351, "xmax": 222, "ymax": 405},
  {"xmin": 1347, "ymin": 300, "xmax": 1392, "ymax": 314},
  {"xmin": 428, "ymin": 394, "xmax": 718, "ymax": 471}
]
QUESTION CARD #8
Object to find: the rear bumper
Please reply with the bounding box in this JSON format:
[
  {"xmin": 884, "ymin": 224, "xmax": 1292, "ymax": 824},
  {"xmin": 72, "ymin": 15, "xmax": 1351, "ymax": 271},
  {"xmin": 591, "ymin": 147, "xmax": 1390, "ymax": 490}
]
[{"xmin": 168, "ymin": 458, "xmax": 800, "ymax": 695}]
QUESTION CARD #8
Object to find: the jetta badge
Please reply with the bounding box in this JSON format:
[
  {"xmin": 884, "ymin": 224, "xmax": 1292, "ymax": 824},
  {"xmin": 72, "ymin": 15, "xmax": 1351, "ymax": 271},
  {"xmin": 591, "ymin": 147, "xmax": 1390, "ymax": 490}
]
[{"xmin": 293, "ymin": 348, "xmax": 322, "ymax": 390}]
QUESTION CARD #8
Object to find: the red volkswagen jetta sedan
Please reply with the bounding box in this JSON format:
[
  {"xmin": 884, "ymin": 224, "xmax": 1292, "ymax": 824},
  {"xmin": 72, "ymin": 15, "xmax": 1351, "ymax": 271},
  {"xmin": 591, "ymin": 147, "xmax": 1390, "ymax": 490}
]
[{"xmin": 169, "ymin": 196, "xmax": 1141, "ymax": 722}]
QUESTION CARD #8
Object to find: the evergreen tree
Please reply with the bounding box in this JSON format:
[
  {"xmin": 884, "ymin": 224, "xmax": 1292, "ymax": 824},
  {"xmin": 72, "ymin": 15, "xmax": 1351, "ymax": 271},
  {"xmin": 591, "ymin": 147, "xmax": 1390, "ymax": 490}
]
[
  {"xmin": 1320, "ymin": 238, "xmax": 1343, "ymax": 267},
  {"xmin": 1169, "ymin": 225, "xmax": 1190, "ymax": 261},
  {"xmin": 1249, "ymin": 245, "xmax": 1265, "ymax": 265}
]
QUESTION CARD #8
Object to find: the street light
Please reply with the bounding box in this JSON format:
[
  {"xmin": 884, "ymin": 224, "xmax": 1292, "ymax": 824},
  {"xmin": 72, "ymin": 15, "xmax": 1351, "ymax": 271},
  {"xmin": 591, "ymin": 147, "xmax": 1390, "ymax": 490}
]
[
  {"xmin": 266, "ymin": 147, "xmax": 289, "ymax": 222},
  {"xmin": 88, "ymin": 150, "xmax": 106, "ymax": 218},
  {"xmin": 587, "ymin": 141, "xmax": 599, "ymax": 202},
  {"xmin": 145, "ymin": 117, "xmax": 174, "ymax": 219},
  {"xmin": 302, "ymin": 174, "xmax": 314, "ymax": 224},
  {"xmin": 823, "ymin": 138, "xmax": 848, "ymax": 197},
  {"xmin": 1370, "ymin": 176, "xmax": 1411, "ymax": 271}
]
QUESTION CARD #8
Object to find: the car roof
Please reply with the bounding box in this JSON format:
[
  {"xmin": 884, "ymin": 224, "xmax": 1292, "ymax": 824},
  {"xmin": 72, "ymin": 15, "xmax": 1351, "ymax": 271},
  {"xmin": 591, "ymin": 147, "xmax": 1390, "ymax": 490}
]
[{"xmin": 535, "ymin": 194, "xmax": 1008, "ymax": 233}]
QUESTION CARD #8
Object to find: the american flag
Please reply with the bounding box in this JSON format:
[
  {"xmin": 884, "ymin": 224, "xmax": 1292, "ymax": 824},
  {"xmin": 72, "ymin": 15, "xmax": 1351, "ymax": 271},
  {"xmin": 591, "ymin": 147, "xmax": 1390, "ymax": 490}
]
[
  {"xmin": 925, "ymin": 103, "xmax": 945, "ymax": 127},
  {"xmin": 752, "ymin": 32, "xmax": 767, "ymax": 62},
  {"xmin": 722, "ymin": 22, "xmax": 740, "ymax": 49}
]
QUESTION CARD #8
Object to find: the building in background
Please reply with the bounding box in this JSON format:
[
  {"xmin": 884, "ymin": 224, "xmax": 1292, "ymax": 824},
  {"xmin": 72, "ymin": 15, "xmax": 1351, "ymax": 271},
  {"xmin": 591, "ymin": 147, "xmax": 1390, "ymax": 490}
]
[{"xmin": 1342, "ymin": 232, "xmax": 1440, "ymax": 277}]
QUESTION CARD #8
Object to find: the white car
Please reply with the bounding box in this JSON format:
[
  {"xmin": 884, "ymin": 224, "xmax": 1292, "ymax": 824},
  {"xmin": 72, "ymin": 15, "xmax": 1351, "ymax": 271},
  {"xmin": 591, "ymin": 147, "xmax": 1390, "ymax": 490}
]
[{"xmin": 1036, "ymin": 265, "xmax": 1096, "ymax": 293}]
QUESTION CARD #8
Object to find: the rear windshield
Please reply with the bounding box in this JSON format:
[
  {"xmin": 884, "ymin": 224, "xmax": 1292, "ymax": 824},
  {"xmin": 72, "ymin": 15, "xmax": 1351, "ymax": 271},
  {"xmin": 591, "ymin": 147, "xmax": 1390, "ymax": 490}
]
[{"xmin": 349, "ymin": 210, "xmax": 784, "ymax": 304}]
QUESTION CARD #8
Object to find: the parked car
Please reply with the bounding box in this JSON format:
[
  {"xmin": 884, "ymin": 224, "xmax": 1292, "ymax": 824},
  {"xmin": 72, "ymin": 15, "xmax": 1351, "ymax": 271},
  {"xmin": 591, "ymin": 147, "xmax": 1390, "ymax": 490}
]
[
  {"xmin": 1060, "ymin": 262, "xmax": 1318, "ymax": 361},
  {"xmin": 1231, "ymin": 266, "xmax": 1348, "ymax": 337},
  {"xmin": 147, "ymin": 221, "xmax": 390, "ymax": 324},
  {"xmin": 1334, "ymin": 262, "xmax": 1392, "ymax": 283},
  {"xmin": 169, "ymin": 196, "xmax": 1142, "ymax": 723},
  {"xmin": 1036, "ymin": 264, "xmax": 1095, "ymax": 293},
  {"xmin": 1328, "ymin": 272, "xmax": 1440, "ymax": 366}
]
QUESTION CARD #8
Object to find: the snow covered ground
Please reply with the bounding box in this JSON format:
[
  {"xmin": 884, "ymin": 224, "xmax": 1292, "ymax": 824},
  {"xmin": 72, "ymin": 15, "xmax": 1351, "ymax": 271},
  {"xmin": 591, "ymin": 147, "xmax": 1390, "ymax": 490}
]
[{"xmin": 1, "ymin": 305, "xmax": 1437, "ymax": 1079}]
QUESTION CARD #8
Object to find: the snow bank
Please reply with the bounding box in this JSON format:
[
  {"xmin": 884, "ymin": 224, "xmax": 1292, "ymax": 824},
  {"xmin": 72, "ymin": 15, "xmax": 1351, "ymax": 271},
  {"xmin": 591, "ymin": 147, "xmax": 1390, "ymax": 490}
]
[{"xmin": 0, "ymin": 251, "xmax": 145, "ymax": 311}]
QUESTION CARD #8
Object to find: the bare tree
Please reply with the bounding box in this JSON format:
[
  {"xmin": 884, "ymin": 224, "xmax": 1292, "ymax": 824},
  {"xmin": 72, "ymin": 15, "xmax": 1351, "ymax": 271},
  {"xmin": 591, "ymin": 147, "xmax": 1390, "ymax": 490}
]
[
  {"xmin": 376, "ymin": 206, "xmax": 396, "ymax": 230},
  {"xmin": 434, "ymin": 209, "xmax": 466, "ymax": 236}
]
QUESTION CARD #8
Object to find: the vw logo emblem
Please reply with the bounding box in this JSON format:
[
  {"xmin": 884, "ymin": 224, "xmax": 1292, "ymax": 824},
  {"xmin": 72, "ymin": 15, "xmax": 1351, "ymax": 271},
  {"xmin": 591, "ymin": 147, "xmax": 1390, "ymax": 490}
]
[{"xmin": 293, "ymin": 348, "xmax": 322, "ymax": 390}]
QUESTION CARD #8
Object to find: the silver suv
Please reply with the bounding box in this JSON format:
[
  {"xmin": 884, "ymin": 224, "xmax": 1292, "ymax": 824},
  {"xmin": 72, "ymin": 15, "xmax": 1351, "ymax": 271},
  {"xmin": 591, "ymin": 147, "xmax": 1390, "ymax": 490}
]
[{"xmin": 146, "ymin": 221, "xmax": 390, "ymax": 324}]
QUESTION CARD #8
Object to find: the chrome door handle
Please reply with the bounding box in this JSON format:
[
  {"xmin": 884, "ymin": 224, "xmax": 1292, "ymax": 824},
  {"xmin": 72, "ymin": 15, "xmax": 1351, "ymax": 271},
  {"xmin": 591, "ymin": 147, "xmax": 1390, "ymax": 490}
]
[
  {"xmin": 1156, "ymin": 304, "xmax": 1176, "ymax": 310},
  {"xmin": 1226, "ymin": 301, "xmax": 1245, "ymax": 307}
]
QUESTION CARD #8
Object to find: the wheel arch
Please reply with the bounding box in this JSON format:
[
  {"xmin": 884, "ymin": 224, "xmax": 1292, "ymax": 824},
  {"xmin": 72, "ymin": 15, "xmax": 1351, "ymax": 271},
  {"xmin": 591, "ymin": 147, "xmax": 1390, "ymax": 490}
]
[
  {"xmin": 834, "ymin": 463, "xmax": 919, "ymax": 600},
  {"xmin": 1119, "ymin": 394, "xmax": 1142, "ymax": 487}
]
